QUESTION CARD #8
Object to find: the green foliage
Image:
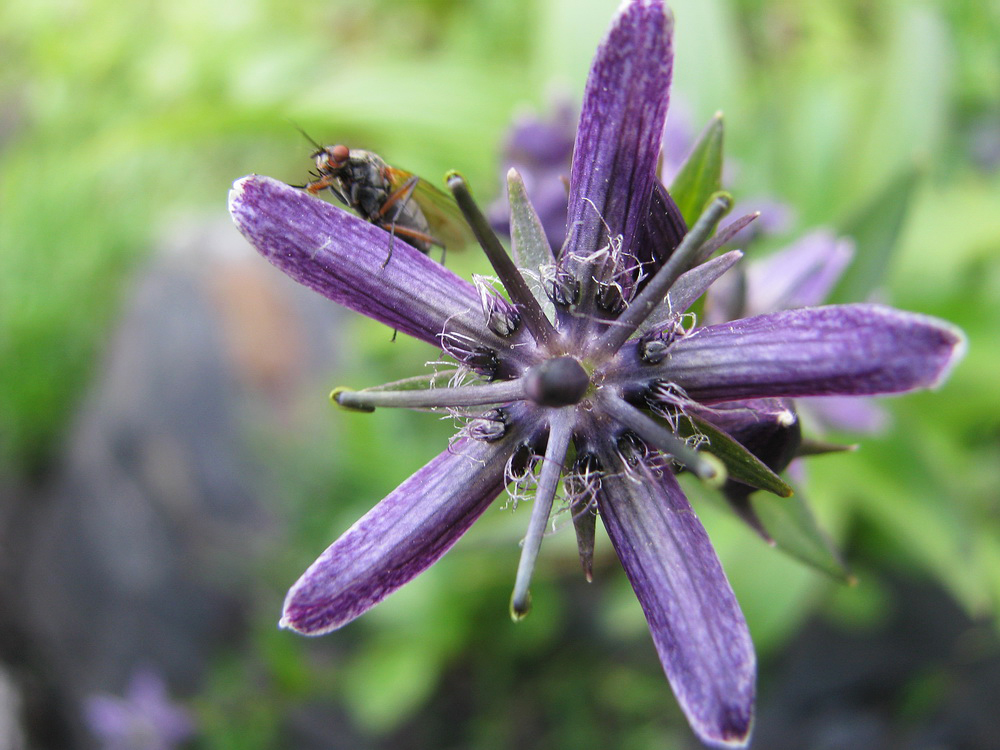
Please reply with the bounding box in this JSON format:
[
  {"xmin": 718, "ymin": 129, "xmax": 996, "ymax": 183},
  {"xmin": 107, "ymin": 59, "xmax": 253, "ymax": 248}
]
[
  {"xmin": 669, "ymin": 112, "xmax": 724, "ymax": 226},
  {"xmin": 752, "ymin": 490, "xmax": 854, "ymax": 583},
  {"xmin": 830, "ymin": 164, "xmax": 921, "ymax": 303}
]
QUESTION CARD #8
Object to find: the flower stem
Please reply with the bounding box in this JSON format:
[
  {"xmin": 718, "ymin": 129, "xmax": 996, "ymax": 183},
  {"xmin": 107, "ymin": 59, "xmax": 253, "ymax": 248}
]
[
  {"xmin": 332, "ymin": 379, "xmax": 526, "ymax": 411},
  {"xmin": 448, "ymin": 172, "xmax": 560, "ymax": 351},
  {"xmin": 591, "ymin": 193, "xmax": 732, "ymax": 359}
]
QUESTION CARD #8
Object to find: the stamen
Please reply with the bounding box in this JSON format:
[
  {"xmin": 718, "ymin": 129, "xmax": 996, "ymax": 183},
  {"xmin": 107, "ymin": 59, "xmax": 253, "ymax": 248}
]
[
  {"xmin": 511, "ymin": 409, "xmax": 575, "ymax": 620},
  {"xmin": 438, "ymin": 329, "xmax": 503, "ymax": 379},
  {"xmin": 615, "ymin": 431, "xmax": 650, "ymax": 468},
  {"xmin": 332, "ymin": 379, "xmax": 526, "ymax": 411},
  {"xmin": 474, "ymin": 274, "xmax": 521, "ymax": 337},
  {"xmin": 638, "ymin": 316, "xmax": 695, "ymax": 364},
  {"xmin": 590, "ymin": 193, "xmax": 732, "ymax": 359},
  {"xmin": 639, "ymin": 337, "xmax": 669, "ymax": 364},
  {"xmin": 542, "ymin": 264, "xmax": 580, "ymax": 307},
  {"xmin": 566, "ymin": 199, "xmax": 622, "ymax": 321},
  {"xmin": 447, "ymin": 172, "xmax": 560, "ymax": 351},
  {"xmin": 464, "ymin": 408, "xmax": 508, "ymax": 442},
  {"xmin": 598, "ymin": 392, "xmax": 722, "ymax": 482}
]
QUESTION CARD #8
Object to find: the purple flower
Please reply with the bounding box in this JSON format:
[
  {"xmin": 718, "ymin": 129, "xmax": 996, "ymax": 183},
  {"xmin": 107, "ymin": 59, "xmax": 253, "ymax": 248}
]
[
  {"xmin": 228, "ymin": 1, "xmax": 963, "ymax": 746},
  {"xmin": 84, "ymin": 669, "xmax": 195, "ymax": 750}
]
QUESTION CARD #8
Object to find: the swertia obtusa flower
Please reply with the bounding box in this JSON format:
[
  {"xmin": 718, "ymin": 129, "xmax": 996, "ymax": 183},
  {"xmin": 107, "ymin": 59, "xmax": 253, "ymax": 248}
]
[{"xmin": 228, "ymin": 1, "xmax": 964, "ymax": 746}]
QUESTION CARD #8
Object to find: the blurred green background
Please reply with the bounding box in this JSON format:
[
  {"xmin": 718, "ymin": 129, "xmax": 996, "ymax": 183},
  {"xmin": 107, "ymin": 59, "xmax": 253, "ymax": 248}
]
[{"xmin": 2, "ymin": 0, "xmax": 999, "ymax": 748}]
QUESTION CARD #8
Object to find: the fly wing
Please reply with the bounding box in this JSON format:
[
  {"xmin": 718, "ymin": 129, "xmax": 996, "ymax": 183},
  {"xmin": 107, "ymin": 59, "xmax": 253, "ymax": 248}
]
[{"xmin": 385, "ymin": 166, "xmax": 475, "ymax": 251}]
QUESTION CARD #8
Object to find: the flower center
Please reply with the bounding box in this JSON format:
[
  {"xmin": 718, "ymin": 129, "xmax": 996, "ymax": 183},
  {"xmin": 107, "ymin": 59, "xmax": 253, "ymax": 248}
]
[{"xmin": 524, "ymin": 356, "xmax": 590, "ymax": 407}]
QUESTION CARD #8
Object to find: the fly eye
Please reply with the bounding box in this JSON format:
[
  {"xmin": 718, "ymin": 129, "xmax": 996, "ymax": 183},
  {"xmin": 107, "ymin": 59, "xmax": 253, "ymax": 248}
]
[{"xmin": 331, "ymin": 144, "xmax": 350, "ymax": 164}]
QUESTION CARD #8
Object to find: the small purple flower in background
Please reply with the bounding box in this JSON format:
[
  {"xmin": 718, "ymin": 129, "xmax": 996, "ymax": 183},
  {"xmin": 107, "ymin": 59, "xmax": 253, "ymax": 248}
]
[
  {"xmin": 658, "ymin": 96, "xmax": 696, "ymax": 185},
  {"xmin": 488, "ymin": 94, "xmax": 577, "ymax": 251},
  {"xmin": 723, "ymin": 195, "xmax": 795, "ymax": 247},
  {"xmin": 228, "ymin": 0, "xmax": 964, "ymax": 746},
  {"xmin": 486, "ymin": 72, "xmax": 791, "ymax": 256},
  {"xmin": 84, "ymin": 669, "xmax": 194, "ymax": 750}
]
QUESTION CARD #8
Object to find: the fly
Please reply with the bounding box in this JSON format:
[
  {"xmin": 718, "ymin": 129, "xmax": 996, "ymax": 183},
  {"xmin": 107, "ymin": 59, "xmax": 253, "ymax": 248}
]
[{"xmin": 300, "ymin": 139, "xmax": 472, "ymax": 267}]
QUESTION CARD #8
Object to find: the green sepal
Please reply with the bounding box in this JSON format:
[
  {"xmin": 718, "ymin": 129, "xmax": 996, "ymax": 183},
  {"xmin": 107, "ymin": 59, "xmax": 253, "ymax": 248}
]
[
  {"xmin": 507, "ymin": 168, "xmax": 556, "ymax": 270},
  {"xmin": 680, "ymin": 413, "xmax": 793, "ymax": 497},
  {"xmin": 751, "ymin": 491, "xmax": 856, "ymax": 584},
  {"xmin": 669, "ymin": 112, "xmax": 724, "ymax": 227},
  {"xmin": 364, "ymin": 370, "xmax": 463, "ymax": 392},
  {"xmin": 830, "ymin": 163, "xmax": 922, "ymax": 303},
  {"xmin": 506, "ymin": 168, "xmax": 556, "ymax": 315}
]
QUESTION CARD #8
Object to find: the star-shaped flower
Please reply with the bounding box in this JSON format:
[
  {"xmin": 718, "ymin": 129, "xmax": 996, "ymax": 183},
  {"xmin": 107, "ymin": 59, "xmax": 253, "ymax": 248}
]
[{"xmin": 228, "ymin": 1, "xmax": 963, "ymax": 745}]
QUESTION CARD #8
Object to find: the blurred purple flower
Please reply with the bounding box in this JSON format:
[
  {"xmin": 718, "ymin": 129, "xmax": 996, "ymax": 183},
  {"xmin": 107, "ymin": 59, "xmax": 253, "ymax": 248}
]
[
  {"xmin": 725, "ymin": 195, "xmax": 795, "ymax": 246},
  {"xmin": 229, "ymin": 1, "xmax": 963, "ymax": 746},
  {"xmin": 84, "ymin": 669, "xmax": 194, "ymax": 750},
  {"xmin": 488, "ymin": 95, "xmax": 576, "ymax": 251},
  {"xmin": 488, "ymin": 72, "xmax": 793, "ymax": 257},
  {"xmin": 658, "ymin": 96, "xmax": 696, "ymax": 184}
]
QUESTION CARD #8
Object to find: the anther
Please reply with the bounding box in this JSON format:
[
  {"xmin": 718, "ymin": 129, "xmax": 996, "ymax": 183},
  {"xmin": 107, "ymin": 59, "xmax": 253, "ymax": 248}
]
[{"xmin": 466, "ymin": 409, "xmax": 508, "ymax": 442}]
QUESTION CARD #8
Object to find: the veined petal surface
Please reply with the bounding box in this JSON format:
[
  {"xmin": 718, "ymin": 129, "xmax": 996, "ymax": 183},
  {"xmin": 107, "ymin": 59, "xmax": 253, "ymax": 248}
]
[
  {"xmin": 281, "ymin": 436, "xmax": 519, "ymax": 635},
  {"xmin": 229, "ymin": 175, "xmax": 519, "ymax": 355},
  {"xmin": 564, "ymin": 0, "xmax": 674, "ymax": 262},
  {"xmin": 597, "ymin": 453, "xmax": 755, "ymax": 748},
  {"xmin": 641, "ymin": 304, "xmax": 965, "ymax": 403}
]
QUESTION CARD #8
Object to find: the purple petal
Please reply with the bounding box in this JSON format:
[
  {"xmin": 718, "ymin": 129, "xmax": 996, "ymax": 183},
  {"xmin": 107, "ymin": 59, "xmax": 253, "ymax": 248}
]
[
  {"xmin": 689, "ymin": 399, "xmax": 800, "ymax": 464},
  {"xmin": 128, "ymin": 670, "xmax": 195, "ymax": 742},
  {"xmin": 229, "ymin": 175, "xmax": 515, "ymax": 355},
  {"xmin": 745, "ymin": 230, "xmax": 854, "ymax": 312},
  {"xmin": 281, "ymin": 436, "xmax": 518, "ymax": 635},
  {"xmin": 489, "ymin": 101, "xmax": 576, "ymax": 250},
  {"xmin": 84, "ymin": 670, "xmax": 194, "ymax": 748},
  {"xmin": 564, "ymin": 0, "xmax": 673, "ymax": 261},
  {"xmin": 655, "ymin": 304, "xmax": 965, "ymax": 403},
  {"xmin": 597, "ymin": 455, "xmax": 755, "ymax": 747},
  {"xmin": 635, "ymin": 180, "xmax": 688, "ymax": 282}
]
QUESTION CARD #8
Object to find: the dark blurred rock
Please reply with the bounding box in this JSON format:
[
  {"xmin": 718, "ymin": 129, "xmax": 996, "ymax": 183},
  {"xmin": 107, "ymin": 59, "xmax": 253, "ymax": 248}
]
[{"xmin": 6, "ymin": 216, "xmax": 343, "ymax": 746}]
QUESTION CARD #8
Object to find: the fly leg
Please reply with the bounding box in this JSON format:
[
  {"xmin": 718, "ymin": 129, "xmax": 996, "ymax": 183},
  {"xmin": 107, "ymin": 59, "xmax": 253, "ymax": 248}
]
[
  {"xmin": 377, "ymin": 176, "xmax": 444, "ymax": 268},
  {"xmin": 377, "ymin": 226, "xmax": 442, "ymax": 268},
  {"xmin": 377, "ymin": 176, "xmax": 421, "ymax": 268}
]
